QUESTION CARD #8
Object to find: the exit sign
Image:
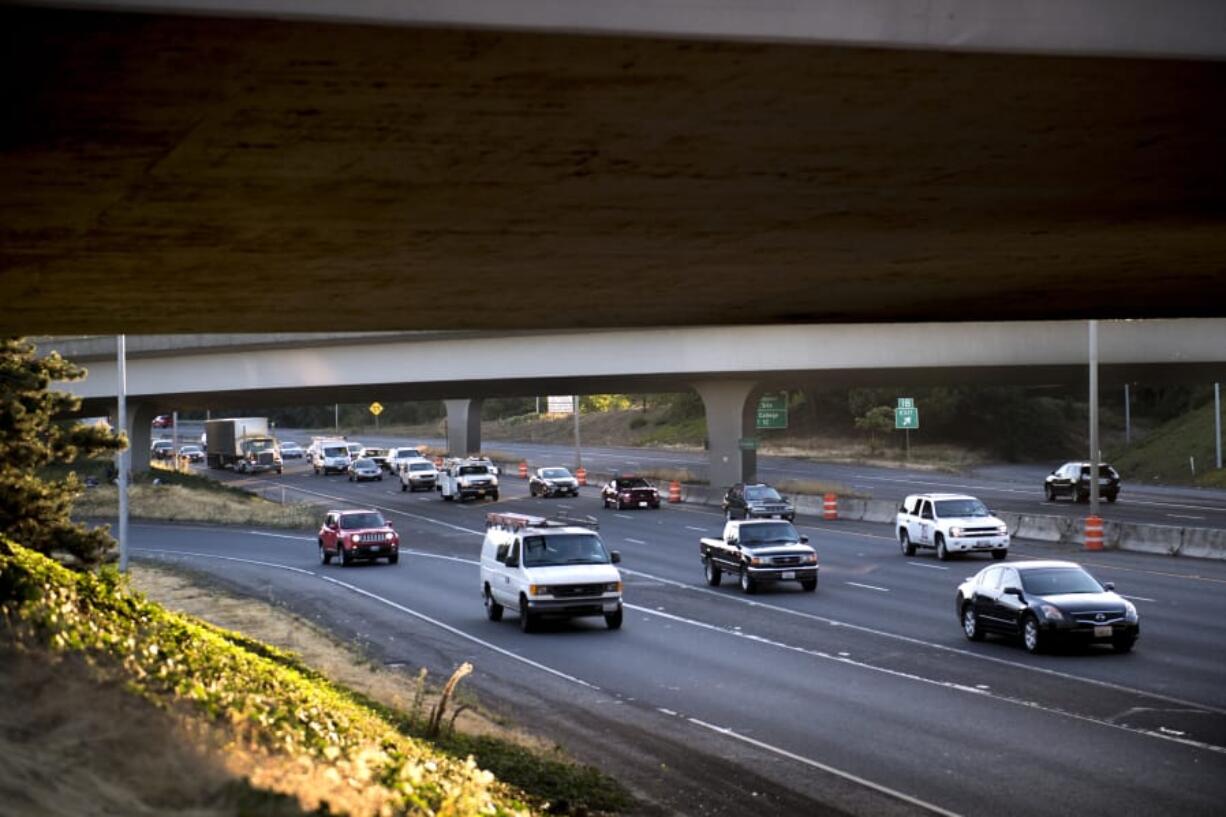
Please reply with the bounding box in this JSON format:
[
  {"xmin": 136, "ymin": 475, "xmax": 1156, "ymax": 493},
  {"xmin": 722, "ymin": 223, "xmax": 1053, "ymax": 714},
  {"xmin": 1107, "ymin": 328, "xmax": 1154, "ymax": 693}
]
[{"xmin": 895, "ymin": 407, "xmax": 919, "ymax": 429}]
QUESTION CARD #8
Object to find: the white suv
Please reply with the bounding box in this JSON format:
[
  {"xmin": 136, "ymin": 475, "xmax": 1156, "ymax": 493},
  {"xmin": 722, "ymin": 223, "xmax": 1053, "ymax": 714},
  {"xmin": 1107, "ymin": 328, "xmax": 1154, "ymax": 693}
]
[
  {"xmin": 896, "ymin": 493, "xmax": 1009, "ymax": 561},
  {"xmin": 399, "ymin": 457, "xmax": 438, "ymax": 492},
  {"xmin": 480, "ymin": 512, "xmax": 623, "ymax": 632}
]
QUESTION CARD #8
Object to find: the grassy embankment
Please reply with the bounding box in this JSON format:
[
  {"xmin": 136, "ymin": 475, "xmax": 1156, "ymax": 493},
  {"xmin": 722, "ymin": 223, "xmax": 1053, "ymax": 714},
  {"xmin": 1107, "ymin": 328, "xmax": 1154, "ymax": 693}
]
[
  {"xmin": 0, "ymin": 541, "xmax": 629, "ymax": 816},
  {"xmin": 1110, "ymin": 400, "xmax": 1226, "ymax": 488}
]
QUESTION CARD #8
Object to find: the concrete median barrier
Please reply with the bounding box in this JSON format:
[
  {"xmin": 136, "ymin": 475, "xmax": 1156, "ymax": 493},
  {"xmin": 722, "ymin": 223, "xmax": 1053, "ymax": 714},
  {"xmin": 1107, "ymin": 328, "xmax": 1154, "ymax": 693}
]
[{"xmin": 1179, "ymin": 526, "xmax": 1226, "ymax": 559}]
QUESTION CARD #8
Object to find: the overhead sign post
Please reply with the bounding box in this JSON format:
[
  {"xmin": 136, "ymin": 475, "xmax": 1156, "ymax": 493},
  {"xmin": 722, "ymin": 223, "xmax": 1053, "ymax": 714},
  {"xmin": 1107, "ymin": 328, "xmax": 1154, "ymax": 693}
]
[
  {"xmin": 369, "ymin": 401, "xmax": 383, "ymax": 430},
  {"xmin": 895, "ymin": 398, "xmax": 918, "ymax": 460},
  {"xmin": 756, "ymin": 393, "xmax": 788, "ymax": 430}
]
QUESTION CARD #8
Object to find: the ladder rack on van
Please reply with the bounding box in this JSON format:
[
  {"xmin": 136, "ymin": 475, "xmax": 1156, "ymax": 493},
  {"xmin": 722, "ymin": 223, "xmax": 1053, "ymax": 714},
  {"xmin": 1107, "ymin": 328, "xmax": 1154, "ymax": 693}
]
[{"xmin": 485, "ymin": 512, "xmax": 599, "ymax": 531}]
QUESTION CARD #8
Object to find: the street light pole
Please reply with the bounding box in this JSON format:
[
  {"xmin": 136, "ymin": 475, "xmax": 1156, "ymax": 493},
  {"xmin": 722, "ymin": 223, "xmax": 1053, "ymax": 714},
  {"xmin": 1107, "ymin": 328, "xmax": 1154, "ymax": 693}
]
[
  {"xmin": 1215, "ymin": 382, "xmax": 1222, "ymax": 470},
  {"xmin": 116, "ymin": 335, "xmax": 129, "ymax": 572},
  {"xmin": 1088, "ymin": 320, "xmax": 1100, "ymax": 517},
  {"xmin": 573, "ymin": 394, "xmax": 582, "ymax": 470}
]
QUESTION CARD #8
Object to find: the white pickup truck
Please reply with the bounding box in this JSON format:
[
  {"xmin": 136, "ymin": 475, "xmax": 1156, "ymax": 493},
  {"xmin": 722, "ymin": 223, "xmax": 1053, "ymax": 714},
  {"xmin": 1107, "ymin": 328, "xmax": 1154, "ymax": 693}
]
[
  {"xmin": 896, "ymin": 493, "xmax": 1009, "ymax": 561},
  {"xmin": 699, "ymin": 519, "xmax": 818, "ymax": 594},
  {"xmin": 438, "ymin": 458, "xmax": 500, "ymax": 502}
]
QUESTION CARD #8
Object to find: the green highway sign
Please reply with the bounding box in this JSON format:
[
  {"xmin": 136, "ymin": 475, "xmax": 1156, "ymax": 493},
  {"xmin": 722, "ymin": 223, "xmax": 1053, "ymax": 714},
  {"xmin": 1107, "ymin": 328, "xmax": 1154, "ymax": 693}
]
[
  {"xmin": 756, "ymin": 393, "xmax": 788, "ymax": 430},
  {"xmin": 895, "ymin": 407, "xmax": 919, "ymax": 430},
  {"xmin": 897, "ymin": 397, "xmax": 914, "ymax": 409}
]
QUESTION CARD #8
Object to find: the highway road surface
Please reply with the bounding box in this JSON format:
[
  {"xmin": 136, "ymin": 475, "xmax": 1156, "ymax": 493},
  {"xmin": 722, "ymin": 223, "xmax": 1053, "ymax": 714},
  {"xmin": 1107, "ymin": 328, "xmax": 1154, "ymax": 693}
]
[
  {"xmin": 131, "ymin": 459, "xmax": 1226, "ymax": 817},
  {"xmin": 259, "ymin": 425, "xmax": 1226, "ymax": 531}
]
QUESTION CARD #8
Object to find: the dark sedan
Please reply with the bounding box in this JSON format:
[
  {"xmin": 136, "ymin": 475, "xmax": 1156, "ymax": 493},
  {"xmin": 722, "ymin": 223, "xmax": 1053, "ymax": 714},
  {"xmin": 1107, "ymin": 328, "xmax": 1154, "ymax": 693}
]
[
  {"xmin": 1044, "ymin": 461, "xmax": 1120, "ymax": 503},
  {"xmin": 722, "ymin": 483, "xmax": 794, "ymax": 521},
  {"xmin": 955, "ymin": 560, "xmax": 1138, "ymax": 653}
]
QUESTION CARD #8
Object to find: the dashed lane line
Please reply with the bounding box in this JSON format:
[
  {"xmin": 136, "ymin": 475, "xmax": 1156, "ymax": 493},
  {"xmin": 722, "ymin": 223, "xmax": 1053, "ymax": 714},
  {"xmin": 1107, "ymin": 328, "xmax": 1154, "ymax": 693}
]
[
  {"xmin": 907, "ymin": 561, "xmax": 950, "ymax": 570},
  {"xmin": 845, "ymin": 581, "xmax": 890, "ymax": 592}
]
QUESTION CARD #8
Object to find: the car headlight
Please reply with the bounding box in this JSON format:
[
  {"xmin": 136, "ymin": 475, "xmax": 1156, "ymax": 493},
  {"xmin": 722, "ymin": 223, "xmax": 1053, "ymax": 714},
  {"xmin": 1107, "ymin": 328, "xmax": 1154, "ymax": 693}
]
[
  {"xmin": 950, "ymin": 527, "xmax": 965, "ymax": 537},
  {"xmin": 749, "ymin": 557, "xmax": 763, "ymax": 567},
  {"xmin": 1124, "ymin": 600, "xmax": 1138, "ymax": 622},
  {"xmin": 350, "ymin": 534, "xmax": 360, "ymax": 544},
  {"xmin": 803, "ymin": 553, "xmax": 818, "ymax": 565},
  {"xmin": 996, "ymin": 525, "xmax": 1008, "ymax": 535},
  {"xmin": 529, "ymin": 584, "xmax": 550, "ymax": 596},
  {"xmin": 604, "ymin": 582, "xmax": 622, "ymax": 593},
  {"xmin": 1039, "ymin": 604, "xmax": 1065, "ymax": 622},
  {"xmin": 384, "ymin": 532, "xmax": 394, "ymax": 541}
]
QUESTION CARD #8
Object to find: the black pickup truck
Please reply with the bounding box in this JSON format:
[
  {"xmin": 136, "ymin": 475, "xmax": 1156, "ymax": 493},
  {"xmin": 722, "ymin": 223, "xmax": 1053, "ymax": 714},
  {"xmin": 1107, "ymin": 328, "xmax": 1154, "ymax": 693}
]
[{"xmin": 699, "ymin": 519, "xmax": 818, "ymax": 594}]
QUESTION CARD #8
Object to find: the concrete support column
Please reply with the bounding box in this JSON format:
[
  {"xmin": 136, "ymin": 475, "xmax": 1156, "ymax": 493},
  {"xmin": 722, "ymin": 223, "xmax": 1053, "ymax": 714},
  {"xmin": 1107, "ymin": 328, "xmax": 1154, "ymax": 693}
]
[
  {"xmin": 693, "ymin": 380, "xmax": 760, "ymax": 490},
  {"xmin": 125, "ymin": 401, "xmax": 159, "ymax": 474},
  {"xmin": 444, "ymin": 398, "xmax": 484, "ymax": 456}
]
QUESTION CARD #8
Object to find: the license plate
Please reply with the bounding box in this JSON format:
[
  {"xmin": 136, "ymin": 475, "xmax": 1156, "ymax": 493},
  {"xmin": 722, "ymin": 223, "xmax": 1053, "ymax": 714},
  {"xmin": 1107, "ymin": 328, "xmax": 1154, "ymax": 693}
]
[
  {"xmin": 781, "ymin": 571, "xmax": 795, "ymax": 580},
  {"xmin": 370, "ymin": 545, "xmax": 382, "ymax": 551},
  {"xmin": 1094, "ymin": 625, "xmax": 1112, "ymax": 638},
  {"xmin": 772, "ymin": 514, "xmax": 782, "ymax": 519},
  {"xmin": 639, "ymin": 501, "xmax": 647, "ymax": 507}
]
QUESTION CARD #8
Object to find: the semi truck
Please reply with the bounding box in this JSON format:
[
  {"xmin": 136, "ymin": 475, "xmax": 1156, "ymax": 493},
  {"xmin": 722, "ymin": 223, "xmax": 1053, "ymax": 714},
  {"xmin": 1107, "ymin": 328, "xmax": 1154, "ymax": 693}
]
[{"xmin": 205, "ymin": 417, "xmax": 283, "ymax": 474}]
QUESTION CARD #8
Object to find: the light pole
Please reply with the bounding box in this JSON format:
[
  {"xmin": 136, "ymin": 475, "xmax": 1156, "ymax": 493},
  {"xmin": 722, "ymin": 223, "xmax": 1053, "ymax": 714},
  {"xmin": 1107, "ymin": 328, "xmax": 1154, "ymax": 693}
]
[
  {"xmin": 573, "ymin": 394, "xmax": 582, "ymax": 470},
  {"xmin": 116, "ymin": 335, "xmax": 129, "ymax": 572},
  {"xmin": 1088, "ymin": 320, "xmax": 1100, "ymax": 517}
]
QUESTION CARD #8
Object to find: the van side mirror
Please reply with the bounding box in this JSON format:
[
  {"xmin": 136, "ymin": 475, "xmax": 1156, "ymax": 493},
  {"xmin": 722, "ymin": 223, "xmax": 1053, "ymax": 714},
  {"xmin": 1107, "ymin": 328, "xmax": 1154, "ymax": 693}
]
[
  {"xmin": 504, "ymin": 554, "xmax": 519, "ymax": 568},
  {"xmin": 610, "ymin": 551, "xmax": 622, "ymax": 564},
  {"xmin": 1003, "ymin": 587, "xmax": 1025, "ymax": 601},
  {"xmin": 1103, "ymin": 581, "xmax": 1115, "ymax": 591},
  {"xmin": 799, "ymin": 535, "xmax": 809, "ymax": 545},
  {"xmin": 387, "ymin": 521, "xmax": 394, "ymax": 529}
]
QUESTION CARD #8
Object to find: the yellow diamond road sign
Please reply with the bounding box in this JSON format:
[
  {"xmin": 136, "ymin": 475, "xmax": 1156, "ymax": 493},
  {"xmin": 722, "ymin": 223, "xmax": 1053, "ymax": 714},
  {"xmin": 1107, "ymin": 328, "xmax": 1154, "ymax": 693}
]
[{"xmin": 369, "ymin": 402, "xmax": 384, "ymax": 416}]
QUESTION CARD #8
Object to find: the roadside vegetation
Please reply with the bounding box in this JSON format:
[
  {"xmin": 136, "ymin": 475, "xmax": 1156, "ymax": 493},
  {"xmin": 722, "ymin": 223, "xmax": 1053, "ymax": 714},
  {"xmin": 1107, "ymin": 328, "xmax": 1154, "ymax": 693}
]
[
  {"xmin": 0, "ymin": 541, "xmax": 629, "ymax": 816},
  {"xmin": 70, "ymin": 462, "xmax": 318, "ymax": 529},
  {"xmin": 1110, "ymin": 399, "xmax": 1226, "ymax": 487}
]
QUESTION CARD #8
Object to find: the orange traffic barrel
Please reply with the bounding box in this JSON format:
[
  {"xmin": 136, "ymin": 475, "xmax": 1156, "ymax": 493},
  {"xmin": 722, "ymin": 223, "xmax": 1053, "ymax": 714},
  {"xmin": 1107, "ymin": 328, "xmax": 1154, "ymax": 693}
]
[
  {"xmin": 823, "ymin": 492, "xmax": 838, "ymax": 520},
  {"xmin": 1085, "ymin": 516, "xmax": 1104, "ymax": 551},
  {"xmin": 518, "ymin": 461, "xmax": 528, "ymax": 479},
  {"xmin": 668, "ymin": 480, "xmax": 682, "ymax": 503},
  {"xmin": 576, "ymin": 467, "xmax": 587, "ymax": 486}
]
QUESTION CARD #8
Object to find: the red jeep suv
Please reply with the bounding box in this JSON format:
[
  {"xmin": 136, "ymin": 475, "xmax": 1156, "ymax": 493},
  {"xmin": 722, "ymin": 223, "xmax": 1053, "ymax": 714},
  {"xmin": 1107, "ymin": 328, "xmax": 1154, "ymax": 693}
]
[{"xmin": 319, "ymin": 509, "xmax": 399, "ymax": 566}]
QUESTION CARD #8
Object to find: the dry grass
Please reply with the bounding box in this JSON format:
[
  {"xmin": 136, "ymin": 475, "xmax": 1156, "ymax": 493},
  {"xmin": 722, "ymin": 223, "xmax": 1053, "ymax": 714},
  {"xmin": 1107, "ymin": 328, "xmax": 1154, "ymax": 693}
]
[
  {"xmin": 73, "ymin": 483, "xmax": 318, "ymax": 529},
  {"xmin": 632, "ymin": 466, "xmax": 705, "ymax": 485},
  {"xmin": 129, "ymin": 564, "xmax": 549, "ymax": 751},
  {"xmin": 773, "ymin": 478, "xmax": 867, "ymax": 499}
]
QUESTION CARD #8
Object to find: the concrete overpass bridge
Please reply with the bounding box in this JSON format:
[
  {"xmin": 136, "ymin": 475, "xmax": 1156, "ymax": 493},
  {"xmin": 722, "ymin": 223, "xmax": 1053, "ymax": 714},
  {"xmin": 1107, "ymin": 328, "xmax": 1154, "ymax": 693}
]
[
  {"xmin": 45, "ymin": 320, "xmax": 1226, "ymax": 486},
  {"xmin": 4, "ymin": 1, "xmax": 1225, "ymax": 336}
]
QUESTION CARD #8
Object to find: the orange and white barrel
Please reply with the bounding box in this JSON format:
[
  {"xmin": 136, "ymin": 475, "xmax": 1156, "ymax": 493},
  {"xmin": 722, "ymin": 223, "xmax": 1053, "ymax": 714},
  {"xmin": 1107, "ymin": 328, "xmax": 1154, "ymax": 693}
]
[
  {"xmin": 1085, "ymin": 515, "xmax": 1104, "ymax": 551},
  {"xmin": 823, "ymin": 492, "xmax": 838, "ymax": 520}
]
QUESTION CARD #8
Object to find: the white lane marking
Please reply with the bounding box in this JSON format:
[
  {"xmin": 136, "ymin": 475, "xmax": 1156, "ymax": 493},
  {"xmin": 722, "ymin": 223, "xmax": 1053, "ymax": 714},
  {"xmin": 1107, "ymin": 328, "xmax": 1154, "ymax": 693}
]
[
  {"xmin": 136, "ymin": 546, "xmax": 974, "ymax": 813},
  {"xmin": 1167, "ymin": 514, "xmax": 1206, "ymax": 520},
  {"xmin": 213, "ymin": 490, "xmax": 1225, "ymax": 715},
  {"xmin": 1122, "ymin": 594, "xmax": 1158, "ymax": 603},
  {"xmin": 846, "ymin": 581, "xmax": 890, "ymax": 592},
  {"xmin": 685, "ymin": 717, "xmax": 961, "ymax": 817},
  {"xmin": 628, "ymin": 603, "xmax": 1226, "ymax": 757},
  {"xmin": 134, "ymin": 547, "xmax": 597, "ymax": 690},
  {"xmin": 685, "ymin": 526, "xmax": 709, "ymax": 532},
  {"xmin": 907, "ymin": 561, "xmax": 950, "ymax": 570},
  {"xmin": 801, "ymin": 525, "xmax": 894, "ymax": 542},
  {"xmin": 625, "ymin": 538, "xmax": 648, "ymax": 545},
  {"xmin": 615, "ymin": 514, "xmax": 634, "ymax": 520},
  {"xmin": 246, "ymin": 530, "xmax": 315, "ymax": 542},
  {"xmin": 613, "ymin": 566, "xmax": 1226, "ymax": 716}
]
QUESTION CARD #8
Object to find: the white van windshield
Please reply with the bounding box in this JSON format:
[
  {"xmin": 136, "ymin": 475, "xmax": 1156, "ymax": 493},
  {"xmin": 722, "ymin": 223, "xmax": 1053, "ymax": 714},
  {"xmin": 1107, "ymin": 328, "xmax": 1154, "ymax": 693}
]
[{"xmin": 522, "ymin": 534, "xmax": 609, "ymax": 566}]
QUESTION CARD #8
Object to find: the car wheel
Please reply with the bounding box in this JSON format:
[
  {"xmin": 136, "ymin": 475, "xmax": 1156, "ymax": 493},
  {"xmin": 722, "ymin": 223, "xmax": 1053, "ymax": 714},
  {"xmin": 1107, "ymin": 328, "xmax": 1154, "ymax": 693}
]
[
  {"xmin": 378, "ymin": 475, "xmax": 383, "ymax": 481},
  {"xmin": 1044, "ymin": 484, "xmax": 1053, "ymax": 501},
  {"xmin": 518, "ymin": 597, "xmax": 536, "ymax": 633},
  {"xmin": 491, "ymin": 491, "xmax": 500, "ymax": 501},
  {"xmin": 484, "ymin": 587, "xmax": 503, "ymax": 622},
  {"xmin": 348, "ymin": 474, "xmax": 353, "ymax": 482},
  {"xmin": 340, "ymin": 546, "xmax": 351, "ymax": 567},
  {"xmin": 800, "ymin": 578, "xmax": 817, "ymax": 592},
  {"xmin": 992, "ymin": 549, "xmax": 1008, "ymax": 561},
  {"xmin": 604, "ymin": 605, "xmax": 623, "ymax": 630},
  {"xmin": 936, "ymin": 535, "xmax": 949, "ymax": 561},
  {"xmin": 739, "ymin": 568, "xmax": 756, "ymax": 595},
  {"xmin": 962, "ymin": 604, "xmax": 984, "ymax": 641},
  {"xmin": 387, "ymin": 553, "xmax": 399, "ymax": 565},
  {"xmin": 617, "ymin": 499, "xmax": 626, "ymax": 511},
  {"xmin": 899, "ymin": 529, "xmax": 916, "ymax": 557},
  {"xmin": 1106, "ymin": 493, "xmax": 1118, "ymax": 503},
  {"xmin": 703, "ymin": 558, "xmax": 722, "ymax": 587},
  {"xmin": 319, "ymin": 543, "xmax": 332, "ymax": 565},
  {"xmin": 401, "ymin": 482, "xmax": 407, "ymax": 492},
  {"xmin": 1112, "ymin": 635, "xmax": 1135, "ymax": 653},
  {"xmin": 1022, "ymin": 614, "xmax": 1044, "ymax": 654}
]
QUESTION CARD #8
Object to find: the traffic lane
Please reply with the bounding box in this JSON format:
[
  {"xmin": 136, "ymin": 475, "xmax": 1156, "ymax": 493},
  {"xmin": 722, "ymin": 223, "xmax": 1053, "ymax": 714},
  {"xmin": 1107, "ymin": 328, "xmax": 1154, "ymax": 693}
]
[
  {"xmin": 260, "ymin": 472, "xmax": 1226, "ymax": 711},
  {"xmin": 132, "ymin": 526, "xmax": 1226, "ymax": 817},
  {"xmin": 126, "ymin": 526, "xmax": 951, "ymax": 817},
  {"xmin": 270, "ymin": 430, "xmax": 1226, "ymax": 527}
]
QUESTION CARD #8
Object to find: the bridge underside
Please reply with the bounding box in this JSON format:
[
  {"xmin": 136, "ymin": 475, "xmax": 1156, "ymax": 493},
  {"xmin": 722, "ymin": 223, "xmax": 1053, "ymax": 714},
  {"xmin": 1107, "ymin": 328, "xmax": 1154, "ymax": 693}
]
[{"xmin": 4, "ymin": 6, "xmax": 1225, "ymax": 334}]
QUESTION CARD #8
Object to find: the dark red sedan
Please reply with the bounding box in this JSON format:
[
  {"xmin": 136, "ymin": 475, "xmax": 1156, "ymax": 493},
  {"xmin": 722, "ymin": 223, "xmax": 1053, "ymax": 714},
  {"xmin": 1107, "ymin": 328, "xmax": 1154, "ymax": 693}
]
[
  {"xmin": 601, "ymin": 476, "xmax": 661, "ymax": 510},
  {"xmin": 318, "ymin": 509, "xmax": 399, "ymax": 566}
]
